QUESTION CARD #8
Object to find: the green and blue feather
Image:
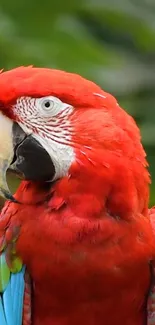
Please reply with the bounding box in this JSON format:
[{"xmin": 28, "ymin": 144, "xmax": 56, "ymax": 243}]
[{"xmin": 0, "ymin": 250, "xmax": 25, "ymax": 325}]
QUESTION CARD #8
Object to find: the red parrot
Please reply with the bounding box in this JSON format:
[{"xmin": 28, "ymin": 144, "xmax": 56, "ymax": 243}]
[{"xmin": 0, "ymin": 66, "xmax": 154, "ymax": 325}]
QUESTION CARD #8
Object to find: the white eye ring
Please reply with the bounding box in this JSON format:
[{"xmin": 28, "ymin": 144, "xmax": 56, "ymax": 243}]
[
  {"xmin": 38, "ymin": 96, "xmax": 70, "ymax": 117},
  {"xmin": 41, "ymin": 99, "xmax": 55, "ymax": 111}
]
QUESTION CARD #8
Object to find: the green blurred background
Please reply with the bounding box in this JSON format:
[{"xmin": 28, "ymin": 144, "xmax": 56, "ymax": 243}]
[{"xmin": 0, "ymin": 0, "xmax": 155, "ymax": 207}]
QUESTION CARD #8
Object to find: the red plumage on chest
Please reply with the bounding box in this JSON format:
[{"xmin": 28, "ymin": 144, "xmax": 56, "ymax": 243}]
[{"xmin": 1, "ymin": 179, "xmax": 154, "ymax": 325}]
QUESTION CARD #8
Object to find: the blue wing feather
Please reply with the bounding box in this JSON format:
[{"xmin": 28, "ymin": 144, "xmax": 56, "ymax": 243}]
[
  {"xmin": 0, "ymin": 265, "xmax": 25, "ymax": 325},
  {"xmin": 0, "ymin": 296, "xmax": 7, "ymax": 325},
  {"xmin": 11, "ymin": 267, "xmax": 25, "ymax": 325},
  {"xmin": 3, "ymin": 279, "xmax": 14, "ymax": 325}
]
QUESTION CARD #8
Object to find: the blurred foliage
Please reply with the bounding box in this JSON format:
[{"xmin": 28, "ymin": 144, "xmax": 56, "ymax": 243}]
[{"xmin": 0, "ymin": 0, "xmax": 155, "ymax": 207}]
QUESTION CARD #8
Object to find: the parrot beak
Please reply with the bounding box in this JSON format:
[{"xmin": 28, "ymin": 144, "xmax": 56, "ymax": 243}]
[
  {"xmin": 0, "ymin": 112, "xmax": 17, "ymax": 201},
  {"xmin": 0, "ymin": 111, "xmax": 55, "ymax": 203}
]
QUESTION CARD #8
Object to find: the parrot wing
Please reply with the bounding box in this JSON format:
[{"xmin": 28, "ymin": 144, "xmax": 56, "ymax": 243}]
[
  {"xmin": 0, "ymin": 261, "xmax": 25, "ymax": 325},
  {"xmin": 0, "ymin": 202, "xmax": 31, "ymax": 325}
]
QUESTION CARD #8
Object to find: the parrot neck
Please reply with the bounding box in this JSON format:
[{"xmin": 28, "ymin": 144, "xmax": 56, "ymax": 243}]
[
  {"xmin": 14, "ymin": 147, "xmax": 149, "ymax": 221},
  {"xmin": 52, "ymin": 170, "xmax": 148, "ymax": 221}
]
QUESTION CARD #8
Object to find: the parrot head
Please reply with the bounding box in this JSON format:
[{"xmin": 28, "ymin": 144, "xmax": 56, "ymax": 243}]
[{"xmin": 0, "ymin": 66, "xmax": 150, "ymax": 218}]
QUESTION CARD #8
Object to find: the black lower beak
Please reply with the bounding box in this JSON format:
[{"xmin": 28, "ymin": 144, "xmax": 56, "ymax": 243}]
[{"xmin": 10, "ymin": 123, "xmax": 55, "ymax": 182}]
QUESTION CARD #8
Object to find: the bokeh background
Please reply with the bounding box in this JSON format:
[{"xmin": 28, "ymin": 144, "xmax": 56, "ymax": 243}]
[{"xmin": 0, "ymin": 0, "xmax": 155, "ymax": 207}]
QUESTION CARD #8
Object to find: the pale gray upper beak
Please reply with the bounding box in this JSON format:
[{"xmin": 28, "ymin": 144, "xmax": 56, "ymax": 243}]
[{"xmin": 0, "ymin": 112, "xmax": 15, "ymax": 200}]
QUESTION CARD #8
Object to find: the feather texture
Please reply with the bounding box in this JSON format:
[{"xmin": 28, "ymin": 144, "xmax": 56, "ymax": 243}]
[{"xmin": 0, "ymin": 263, "xmax": 25, "ymax": 325}]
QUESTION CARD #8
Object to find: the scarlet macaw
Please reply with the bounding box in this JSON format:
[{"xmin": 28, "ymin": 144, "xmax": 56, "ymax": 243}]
[{"xmin": 0, "ymin": 67, "xmax": 154, "ymax": 325}]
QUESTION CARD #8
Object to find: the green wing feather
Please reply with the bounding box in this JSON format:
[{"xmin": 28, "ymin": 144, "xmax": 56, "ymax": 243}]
[
  {"xmin": 0, "ymin": 225, "xmax": 25, "ymax": 325},
  {"xmin": 0, "ymin": 225, "xmax": 23, "ymax": 292},
  {"xmin": 0, "ymin": 253, "xmax": 10, "ymax": 292}
]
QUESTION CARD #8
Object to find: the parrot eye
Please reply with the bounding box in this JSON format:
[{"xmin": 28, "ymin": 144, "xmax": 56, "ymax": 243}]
[
  {"xmin": 41, "ymin": 99, "xmax": 55, "ymax": 111},
  {"xmin": 39, "ymin": 96, "xmax": 64, "ymax": 117},
  {"xmin": 44, "ymin": 101, "xmax": 52, "ymax": 109}
]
